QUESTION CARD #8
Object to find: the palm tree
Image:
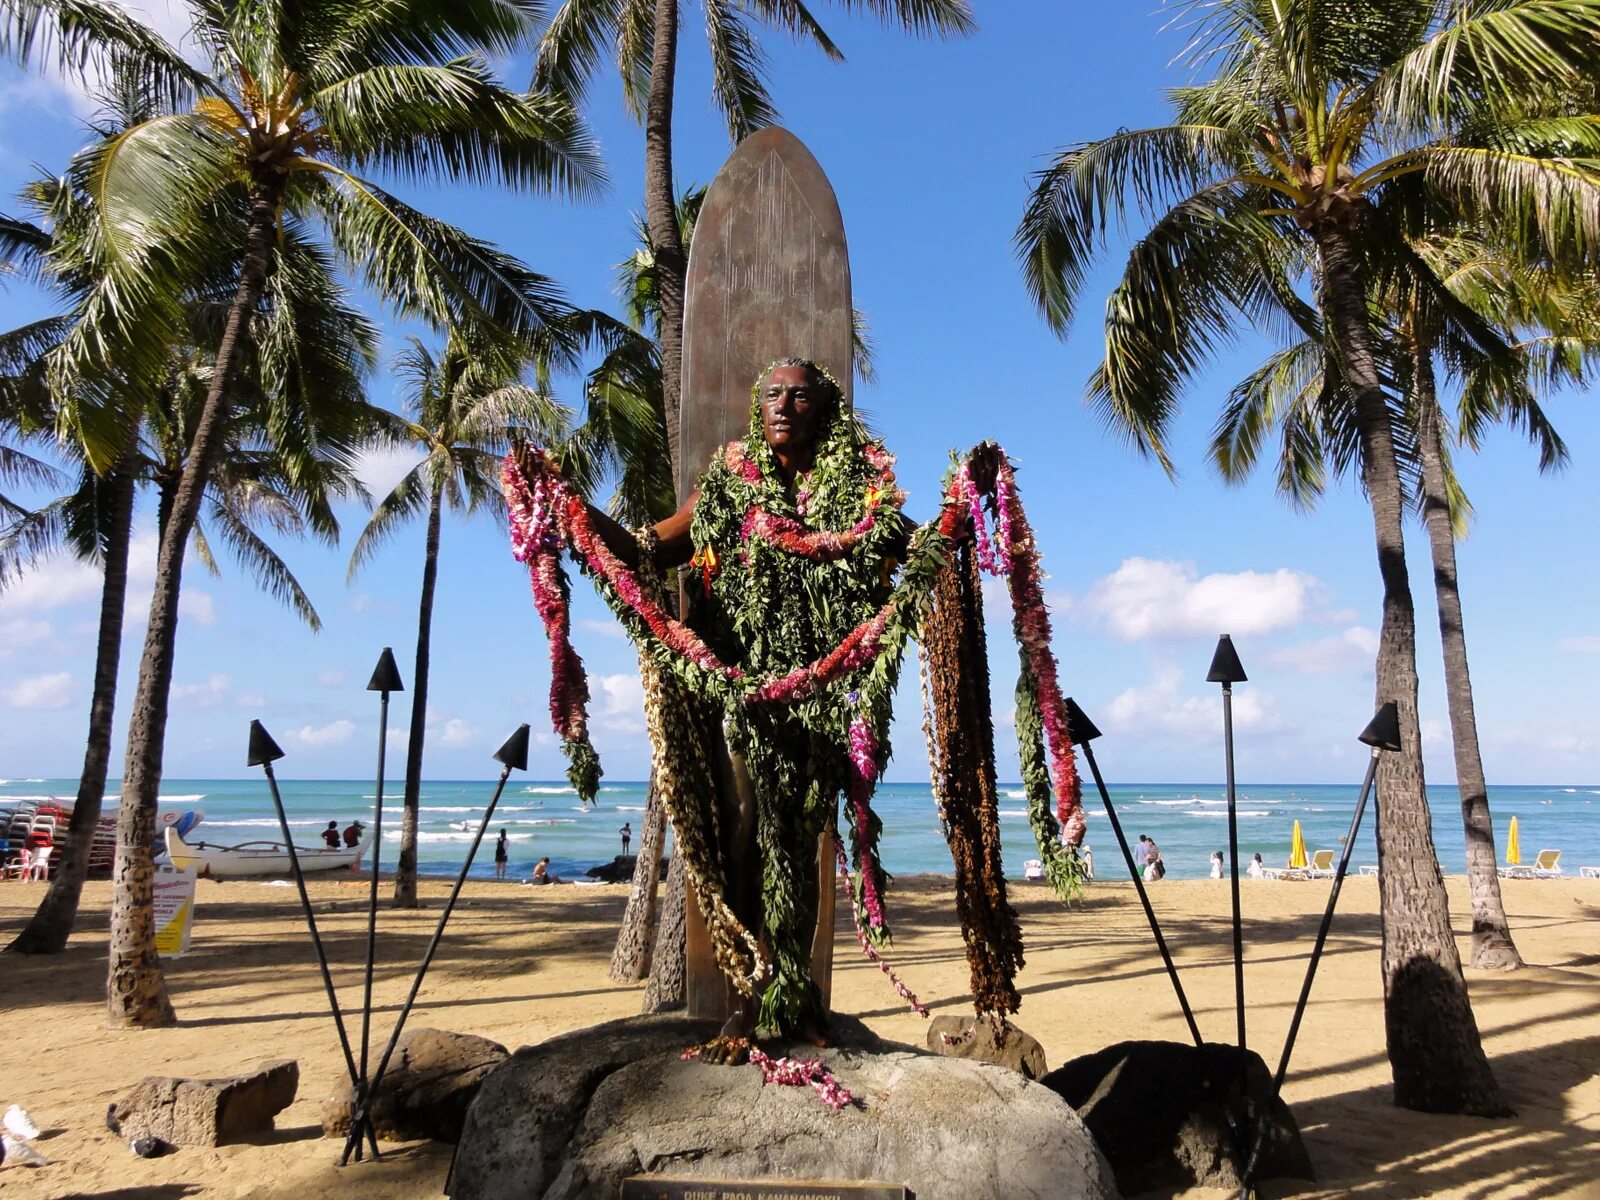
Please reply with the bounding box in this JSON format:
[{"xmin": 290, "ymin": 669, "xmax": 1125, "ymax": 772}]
[
  {"xmin": 350, "ymin": 336, "xmax": 567, "ymax": 908},
  {"xmin": 536, "ymin": 0, "xmax": 968, "ymax": 481},
  {"xmin": 1015, "ymin": 0, "xmax": 1600, "ymax": 1115},
  {"xmin": 1, "ymin": 165, "xmax": 378, "ymax": 955},
  {"xmin": 1212, "ymin": 231, "xmax": 1600, "ymax": 971},
  {"xmin": 2, "ymin": 0, "xmax": 602, "ymax": 1025}
]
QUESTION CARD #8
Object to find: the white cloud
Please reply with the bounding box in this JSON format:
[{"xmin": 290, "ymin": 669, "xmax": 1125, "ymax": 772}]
[
  {"xmin": 170, "ymin": 672, "xmax": 230, "ymax": 708},
  {"xmin": 1270, "ymin": 627, "xmax": 1379, "ymax": 675},
  {"xmin": 576, "ymin": 618, "xmax": 627, "ymax": 640},
  {"xmin": 0, "ymin": 618, "xmax": 52, "ymax": 658},
  {"xmin": 1081, "ymin": 558, "xmax": 1320, "ymax": 641},
  {"xmin": 439, "ymin": 718, "xmax": 477, "ymax": 748},
  {"xmin": 1558, "ymin": 635, "xmax": 1600, "ymax": 655},
  {"xmin": 594, "ymin": 673, "xmax": 645, "ymax": 735},
  {"xmin": 1, "ymin": 1, "xmax": 199, "ymax": 117},
  {"xmin": 353, "ymin": 445, "xmax": 426, "ymax": 502},
  {"xmin": 236, "ymin": 692, "xmax": 265, "ymax": 709},
  {"xmin": 3, "ymin": 671, "xmax": 74, "ymax": 710},
  {"xmin": 180, "ymin": 589, "xmax": 216, "ymax": 628},
  {"xmin": 316, "ymin": 670, "xmax": 347, "ymax": 687},
  {"xmin": 292, "ymin": 719, "xmax": 356, "ymax": 748},
  {"xmin": 1102, "ymin": 665, "xmax": 1278, "ymax": 738}
]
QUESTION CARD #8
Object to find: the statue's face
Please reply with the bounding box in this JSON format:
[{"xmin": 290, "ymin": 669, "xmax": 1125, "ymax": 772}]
[{"xmin": 759, "ymin": 365, "xmax": 823, "ymax": 452}]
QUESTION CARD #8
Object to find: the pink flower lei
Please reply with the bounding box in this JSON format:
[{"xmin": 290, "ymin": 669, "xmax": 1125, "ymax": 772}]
[
  {"xmin": 729, "ymin": 440, "xmax": 906, "ymax": 563},
  {"xmin": 502, "ymin": 438, "xmax": 1085, "ymax": 838}
]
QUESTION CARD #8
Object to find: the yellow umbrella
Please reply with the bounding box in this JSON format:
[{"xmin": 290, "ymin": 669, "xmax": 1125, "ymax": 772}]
[
  {"xmin": 1289, "ymin": 819, "xmax": 1308, "ymax": 869},
  {"xmin": 1506, "ymin": 816, "xmax": 1521, "ymax": 866}
]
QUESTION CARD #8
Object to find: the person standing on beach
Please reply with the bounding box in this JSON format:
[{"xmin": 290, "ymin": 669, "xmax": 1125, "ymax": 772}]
[
  {"xmin": 494, "ymin": 830, "xmax": 509, "ymax": 880},
  {"xmin": 322, "ymin": 821, "xmax": 340, "ymax": 850},
  {"xmin": 1209, "ymin": 850, "xmax": 1224, "ymax": 879},
  {"xmin": 619, "ymin": 822, "xmax": 631, "ymax": 855},
  {"xmin": 1135, "ymin": 835, "xmax": 1150, "ymax": 870},
  {"xmin": 342, "ymin": 820, "xmax": 364, "ymax": 848}
]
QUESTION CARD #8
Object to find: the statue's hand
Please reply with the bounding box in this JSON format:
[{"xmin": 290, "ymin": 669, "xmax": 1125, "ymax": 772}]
[{"xmin": 967, "ymin": 441, "xmax": 1001, "ymax": 494}]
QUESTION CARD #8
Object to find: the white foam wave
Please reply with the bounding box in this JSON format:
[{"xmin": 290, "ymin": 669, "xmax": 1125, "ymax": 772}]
[
  {"xmin": 524, "ymin": 786, "xmax": 575, "ymax": 795},
  {"xmin": 999, "ymin": 808, "xmax": 1029, "ymax": 819},
  {"xmin": 1004, "ymin": 789, "xmax": 1026, "ymax": 798},
  {"xmin": 511, "ymin": 818, "xmax": 577, "ymax": 826},
  {"xmin": 361, "ymin": 793, "xmax": 406, "ymax": 800},
  {"xmin": 615, "ymin": 806, "xmax": 646, "ymax": 812},
  {"xmin": 1189, "ymin": 810, "xmax": 1271, "ymax": 818},
  {"xmin": 418, "ymin": 806, "xmax": 478, "ymax": 813},
  {"xmin": 206, "ymin": 819, "xmax": 325, "ymax": 828},
  {"xmin": 388, "ymin": 830, "xmax": 537, "ymax": 843},
  {"xmin": 160, "ymin": 794, "xmax": 205, "ymax": 803}
]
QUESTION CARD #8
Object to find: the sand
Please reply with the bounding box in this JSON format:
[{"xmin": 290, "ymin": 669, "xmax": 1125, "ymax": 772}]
[{"xmin": 0, "ymin": 872, "xmax": 1596, "ymax": 1199}]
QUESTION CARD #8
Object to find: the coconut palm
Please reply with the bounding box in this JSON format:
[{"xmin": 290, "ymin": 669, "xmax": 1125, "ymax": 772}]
[
  {"xmin": 1, "ymin": 0, "xmax": 602, "ymax": 1025},
  {"xmin": 349, "ymin": 335, "xmax": 568, "ymax": 909},
  {"xmin": 1015, "ymin": 0, "xmax": 1600, "ymax": 1114},
  {"xmin": 1, "ymin": 165, "xmax": 378, "ymax": 956},
  {"xmin": 1212, "ymin": 230, "xmax": 1600, "ymax": 972},
  {"xmin": 536, "ymin": 0, "xmax": 968, "ymax": 482}
]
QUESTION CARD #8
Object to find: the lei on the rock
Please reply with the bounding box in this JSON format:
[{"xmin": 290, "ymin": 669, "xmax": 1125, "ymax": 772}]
[{"xmin": 503, "ymin": 366, "xmax": 1087, "ymax": 1033}]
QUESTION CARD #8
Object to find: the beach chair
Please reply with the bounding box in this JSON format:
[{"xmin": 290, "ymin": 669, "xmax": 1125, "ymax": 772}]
[
  {"xmin": 1358, "ymin": 865, "xmax": 1379, "ymax": 876},
  {"xmin": 1022, "ymin": 859, "xmax": 1045, "ymax": 882},
  {"xmin": 1307, "ymin": 850, "xmax": 1336, "ymax": 879},
  {"xmin": 4, "ymin": 847, "xmax": 34, "ymax": 880},
  {"xmin": 1261, "ymin": 862, "xmax": 1309, "ymax": 881},
  {"xmin": 22, "ymin": 844, "xmax": 52, "ymax": 881},
  {"xmin": 1579, "ymin": 866, "xmax": 1599, "ymax": 879},
  {"xmin": 1532, "ymin": 850, "xmax": 1562, "ymax": 879}
]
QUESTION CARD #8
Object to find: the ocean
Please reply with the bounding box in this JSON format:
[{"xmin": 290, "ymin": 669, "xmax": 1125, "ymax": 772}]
[{"xmin": 3, "ymin": 776, "xmax": 1596, "ymax": 882}]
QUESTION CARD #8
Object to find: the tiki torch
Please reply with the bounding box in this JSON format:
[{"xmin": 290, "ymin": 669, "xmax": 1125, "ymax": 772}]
[
  {"xmin": 341, "ymin": 724, "xmax": 530, "ymax": 1165},
  {"xmin": 1206, "ymin": 634, "xmax": 1249, "ymax": 1053},
  {"xmin": 358, "ymin": 649, "xmax": 403, "ymax": 1119}
]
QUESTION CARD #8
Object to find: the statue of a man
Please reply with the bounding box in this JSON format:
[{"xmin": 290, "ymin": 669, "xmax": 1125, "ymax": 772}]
[{"xmin": 573, "ymin": 358, "xmax": 997, "ymax": 1049}]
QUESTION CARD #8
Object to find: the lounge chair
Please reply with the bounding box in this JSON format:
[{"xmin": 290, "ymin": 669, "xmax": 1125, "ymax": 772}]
[
  {"xmin": 1022, "ymin": 859, "xmax": 1045, "ymax": 882},
  {"xmin": 22, "ymin": 844, "xmax": 51, "ymax": 881},
  {"xmin": 1579, "ymin": 866, "xmax": 1599, "ymax": 879},
  {"xmin": 1307, "ymin": 850, "xmax": 1336, "ymax": 879},
  {"xmin": 1261, "ymin": 860, "xmax": 1309, "ymax": 881},
  {"xmin": 1532, "ymin": 850, "xmax": 1562, "ymax": 879},
  {"xmin": 1357, "ymin": 865, "xmax": 1379, "ymax": 876}
]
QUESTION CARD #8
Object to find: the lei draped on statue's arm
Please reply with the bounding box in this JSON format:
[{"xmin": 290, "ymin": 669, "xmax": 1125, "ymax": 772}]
[{"xmin": 500, "ymin": 441, "xmax": 1089, "ymax": 954}]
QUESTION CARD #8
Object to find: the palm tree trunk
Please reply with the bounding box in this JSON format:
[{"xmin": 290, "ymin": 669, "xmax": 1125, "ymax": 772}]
[
  {"xmin": 608, "ymin": 770, "xmax": 665, "ymax": 981},
  {"xmin": 108, "ymin": 178, "xmax": 284, "ymax": 1028},
  {"xmin": 642, "ymin": 851, "xmax": 686, "ymax": 1011},
  {"xmin": 8, "ymin": 459, "xmax": 135, "ymax": 955},
  {"xmin": 1412, "ymin": 343, "xmax": 1522, "ymax": 971},
  {"xmin": 614, "ymin": 0, "xmax": 689, "ymax": 984},
  {"xmin": 394, "ymin": 481, "xmax": 444, "ymax": 909},
  {"xmin": 1316, "ymin": 225, "xmax": 1506, "ymax": 1114},
  {"xmin": 644, "ymin": 0, "xmax": 686, "ymax": 473}
]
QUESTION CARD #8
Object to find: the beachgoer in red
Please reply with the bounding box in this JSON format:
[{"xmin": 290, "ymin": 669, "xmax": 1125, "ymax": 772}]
[{"xmin": 322, "ymin": 821, "xmax": 340, "ymax": 850}]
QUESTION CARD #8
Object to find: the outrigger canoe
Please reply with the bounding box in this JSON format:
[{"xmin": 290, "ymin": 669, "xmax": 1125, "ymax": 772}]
[{"xmin": 165, "ymin": 826, "xmax": 372, "ymax": 879}]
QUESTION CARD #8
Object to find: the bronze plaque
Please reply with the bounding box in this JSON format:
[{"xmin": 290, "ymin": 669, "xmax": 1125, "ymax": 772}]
[
  {"xmin": 678, "ymin": 125, "xmax": 853, "ymax": 500},
  {"xmin": 622, "ymin": 1177, "xmax": 906, "ymax": 1200}
]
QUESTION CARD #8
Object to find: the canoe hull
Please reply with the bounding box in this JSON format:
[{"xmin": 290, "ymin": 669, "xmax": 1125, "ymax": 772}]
[{"xmin": 165, "ymin": 827, "xmax": 370, "ymax": 878}]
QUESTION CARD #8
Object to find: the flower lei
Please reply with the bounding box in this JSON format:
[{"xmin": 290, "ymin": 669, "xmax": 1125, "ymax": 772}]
[
  {"xmin": 681, "ymin": 1041, "xmax": 855, "ymax": 1111},
  {"xmin": 503, "ymin": 392, "xmax": 1089, "ymax": 1030}
]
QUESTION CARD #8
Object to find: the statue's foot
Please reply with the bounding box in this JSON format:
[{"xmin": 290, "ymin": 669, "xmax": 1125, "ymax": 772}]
[{"xmin": 696, "ymin": 1034, "xmax": 752, "ymax": 1066}]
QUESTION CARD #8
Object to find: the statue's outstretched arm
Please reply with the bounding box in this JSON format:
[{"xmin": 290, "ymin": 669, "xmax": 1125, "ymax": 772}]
[{"xmin": 581, "ymin": 493, "xmax": 699, "ymax": 571}]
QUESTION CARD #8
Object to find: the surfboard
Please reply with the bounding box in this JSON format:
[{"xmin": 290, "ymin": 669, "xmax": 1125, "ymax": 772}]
[
  {"xmin": 679, "ymin": 126, "xmax": 853, "ymax": 500},
  {"xmin": 679, "ymin": 127, "xmax": 852, "ymax": 1022}
]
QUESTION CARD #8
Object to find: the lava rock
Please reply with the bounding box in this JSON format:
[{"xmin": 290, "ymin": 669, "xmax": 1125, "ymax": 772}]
[
  {"xmin": 1041, "ymin": 1040, "xmax": 1313, "ymax": 1194},
  {"xmin": 108, "ymin": 1060, "xmax": 298, "ymax": 1147},
  {"xmin": 322, "ymin": 1028, "xmax": 508, "ymax": 1143},
  {"xmin": 449, "ymin": 1014, "xmax": 1115, "ymax": 1200},
  {"xmin": 926, "ymin": 1015, "xmax": 1048, "ymax": 1079},
  {"xmin": 584, "ymin": 855, "xmax": 669, "ymax": 884}
]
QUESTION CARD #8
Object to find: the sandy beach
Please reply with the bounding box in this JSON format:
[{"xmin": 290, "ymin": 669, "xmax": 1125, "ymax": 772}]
[{"xmin": 0, "ymin": 872, "xmax": 1595, "ymax": 1199}]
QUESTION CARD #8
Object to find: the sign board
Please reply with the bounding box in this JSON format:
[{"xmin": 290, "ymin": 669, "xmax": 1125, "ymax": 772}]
[
  {"xmin": 153, "ymin": 863, "xmax": 197, "ymax": 957},
  {"xmin": 622, "ymin": 1179, "xmax": 906, "ymax": 1200}
]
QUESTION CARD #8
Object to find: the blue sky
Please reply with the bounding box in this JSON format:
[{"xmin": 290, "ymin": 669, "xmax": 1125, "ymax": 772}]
[{"xmin": 1, "ymin": 2, "xmax": 1597, "ymax": 787}]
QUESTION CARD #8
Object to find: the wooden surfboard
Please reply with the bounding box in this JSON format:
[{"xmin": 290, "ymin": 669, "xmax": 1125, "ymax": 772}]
[
  {"xmin": 678, "ymin": 126, "xmax": 853, "ymax": 499},
  {"xmin": 679, "ymin": 126, "xmax": 852, "ymax": 1023}
]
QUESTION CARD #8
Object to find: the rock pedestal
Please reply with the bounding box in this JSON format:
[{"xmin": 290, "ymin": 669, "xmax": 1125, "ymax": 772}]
[
  {"xmin": 108, "ymin": 1060, "xmax": 298, "ymax": 1147},
  {"xmin": 449, "ymin": 1015, "xmax": 1117, "ymax": 1200},
  {"xmin": 926, "ymin": 1016, "xmax": 1048, "ymax": 1079},
  {"xmin": 1041, "ymin": 1040, "xmax": 1313, "ymax": 1195}
]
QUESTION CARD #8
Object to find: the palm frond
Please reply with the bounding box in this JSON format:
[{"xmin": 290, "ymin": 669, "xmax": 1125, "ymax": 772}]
[{"xmin": 704, "ymin": 0, "xmax": 778, "ymax": 143}]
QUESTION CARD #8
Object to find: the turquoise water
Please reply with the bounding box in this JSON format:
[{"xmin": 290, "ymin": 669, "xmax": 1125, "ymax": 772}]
[{"xmin": 3, "ymin": 776, "xmax": 1596, "ymax": 882}]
